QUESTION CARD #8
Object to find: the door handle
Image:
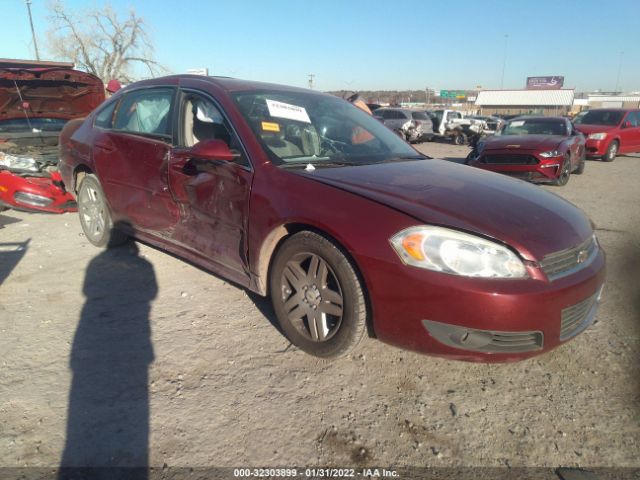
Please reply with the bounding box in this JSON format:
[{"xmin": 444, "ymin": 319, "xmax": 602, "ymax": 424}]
[{"xmin": 95, "ymin": 142, "xmax": 115, "ymax": 153}]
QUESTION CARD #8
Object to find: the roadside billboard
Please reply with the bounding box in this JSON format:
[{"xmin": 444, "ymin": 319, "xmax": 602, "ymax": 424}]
[{"xmin": 526, "ymin": 76, "xmax": 564, "ymax": 89}]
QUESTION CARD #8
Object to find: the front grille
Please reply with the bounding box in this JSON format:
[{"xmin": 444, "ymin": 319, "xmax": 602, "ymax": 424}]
[
  {"xmin": 540, "ymin": 236, "xmax": 598, "ymax": 281},
  {"xmin": 481, "ymin": 154, "xmax": 539, "ymax": 165},
  {"xmin": 560, "ymin": 289, "xmax": 601, "ymax": 340}
]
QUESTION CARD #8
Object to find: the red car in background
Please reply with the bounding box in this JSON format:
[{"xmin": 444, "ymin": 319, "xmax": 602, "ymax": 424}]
[
  {"xmin": 0, "ymin": 59, "xmax": 105, "ymax": 213},
  {"xmin": 466, "ymin": 116, "xmax": 586, "ymax": 186},
  {"xmin": 573, "ymin": 108, "xmax": 640, "ymax": 162},
  {"xmin": 59, "ymin": 75, "xmax": 605, "ymax": 362}
]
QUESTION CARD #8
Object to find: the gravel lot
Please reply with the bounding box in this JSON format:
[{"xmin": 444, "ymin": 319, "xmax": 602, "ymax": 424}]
[{"xmin": 1, "ymin": 142, "xmax": 639, "ymax": 472}]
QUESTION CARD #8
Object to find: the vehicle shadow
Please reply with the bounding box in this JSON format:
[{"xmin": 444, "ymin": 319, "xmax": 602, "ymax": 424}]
[
  {"xmin": 0, "ymin": 239, "xmax": 29, "ymax": 285},
  {"xmin": 58, "ymin": 241, "xmax": 156, "ymax": 480},
  {"xmin": 0, "ymin": 211, "xmax": 22, "ymax": 229}
]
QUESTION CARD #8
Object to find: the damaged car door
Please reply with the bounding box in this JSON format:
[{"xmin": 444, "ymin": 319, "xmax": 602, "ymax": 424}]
[
  {"xmin": 92, "ymin": 87, "xmax": 179, "ymax": 233},
  {"xmin": 167, "ymin": 88, "xmax": 253, "ymax": 283}
]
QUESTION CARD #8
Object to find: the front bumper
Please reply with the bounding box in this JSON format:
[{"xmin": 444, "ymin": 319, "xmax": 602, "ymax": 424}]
[
  {"xmin": 0, "ymin": 170, "xmax": 77, "ymax": 214},
  {"xmin": 585, "ymin": 138, "xmax": 608, "ymax": 157},
  {"xmin": 469, "ymin": 154, "xmax": 564, "ymax": 183},
  {"xmin": 364, "ymin": 246, "xmax": 606, "ymax": 362}
]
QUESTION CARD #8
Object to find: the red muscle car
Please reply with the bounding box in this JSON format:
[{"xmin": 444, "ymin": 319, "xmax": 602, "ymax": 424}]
[
  {"xmin": 0, "ymin": 59, "xmax": 105, "ymax": 213},
  {"xmin": 466, "ymin": 116, "xmax": 586, "ymax": 186}
]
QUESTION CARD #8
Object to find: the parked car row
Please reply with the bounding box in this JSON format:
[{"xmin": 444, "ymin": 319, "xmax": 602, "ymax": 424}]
[{"xmin": 464, "ymin": 109, "xmax": 640, "ymax": 186}]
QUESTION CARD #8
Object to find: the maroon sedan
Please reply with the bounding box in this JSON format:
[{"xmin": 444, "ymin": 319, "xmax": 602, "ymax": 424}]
[
  {"xmin": 58, "ymin": 76, "xmax": 605, "ymax": 361},
  {"xmin": 466, "ymin": 116, "xmax": 586, "ymax": 186}
]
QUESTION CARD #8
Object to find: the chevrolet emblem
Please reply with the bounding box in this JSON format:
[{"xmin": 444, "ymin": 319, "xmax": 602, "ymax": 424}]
[{"xmin": 576, "ymin": 250, "xmax": 589, "ymax": 264}]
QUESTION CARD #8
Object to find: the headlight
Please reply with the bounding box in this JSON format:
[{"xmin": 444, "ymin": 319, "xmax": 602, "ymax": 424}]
[
  {"xmin": 390, "ymin": 226, "xmax": 527, "ymax": 278},
  {"xmin": 539, "ymin": 150, "xmax": 562, "ymax": 158},
  {"xmin": 0, "ymin": 152, "xmax": 39, "ymax": 172},
  {"xmin": 587, "ymin": 133, "xmax": 607, "ymax": 140}
]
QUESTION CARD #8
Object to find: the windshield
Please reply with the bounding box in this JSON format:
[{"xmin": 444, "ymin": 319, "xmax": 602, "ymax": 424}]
[
  {"xmin": 500, "ymin": 118, "xmax": 567, "ymax": 136},
  {"xmin": 0, "ymin": 118, "xmax": 69, "ymax": 133},
  {"xmin": 572, "ymin": 110, "xmax": 625, "ymax": 126},
  {"xmin": 232, "ymin": 90, "xmax": 422, "ymax": 167}
]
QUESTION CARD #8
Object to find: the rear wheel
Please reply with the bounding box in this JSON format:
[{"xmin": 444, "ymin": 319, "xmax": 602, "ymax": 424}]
[
  {"xmin": 554, "ymin": 156, "xmax": 571, "ymax": 186},
  {"xmin": 77, "ymin": 174, "xmax": 128, "ymax": 248},
  {"xmin": 270, "ymin": 231, "xmax": 367, "ymax": 359},
  {"xmin": 603, "ymin": 140, "xmax": 618, "ymax": 162}
]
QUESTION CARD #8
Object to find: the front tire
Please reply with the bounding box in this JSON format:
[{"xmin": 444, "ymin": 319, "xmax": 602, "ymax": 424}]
[
  {"xmin": 77, "ymin": 174, "xmax": 128, "ymax": 248},
  {"xmin": 603, "ymin": 140, "xmax": 618, "ymax": 162},
  {"xmin": 554, "ymin": 156, "xmax": 571, "ymax": 186},
  {"xmin": 270, "ymin": 231, "xmax": 367, "ymax": 359},
  {"xmin": 574, "ymin": 150, "xmax": 586, "ymax": 174},
  {"xmin": 453, "ymin": 132, "xmax": 467, "ymax": 145}
]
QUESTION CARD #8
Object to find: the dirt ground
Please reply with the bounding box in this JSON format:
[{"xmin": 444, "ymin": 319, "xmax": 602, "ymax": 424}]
[{"xmin": 1, "ymin": 142, "xmax": 639, "ymax": 473}]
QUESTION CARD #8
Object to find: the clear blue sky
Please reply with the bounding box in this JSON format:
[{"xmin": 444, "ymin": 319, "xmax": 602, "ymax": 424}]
[{"xmin": 1, "ymin": 0, "xmax": 639, "ymax": 92}]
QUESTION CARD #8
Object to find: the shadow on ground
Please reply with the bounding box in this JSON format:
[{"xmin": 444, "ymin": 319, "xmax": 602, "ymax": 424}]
[{"xmin": 59, "ymin": 242, "xmax": 156, "ymax": 480}]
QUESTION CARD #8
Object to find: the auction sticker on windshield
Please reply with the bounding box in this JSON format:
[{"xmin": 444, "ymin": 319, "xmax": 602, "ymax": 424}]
[{"xmin": 266, "ymin": 99, "xmax": 311, "ymax": 123}]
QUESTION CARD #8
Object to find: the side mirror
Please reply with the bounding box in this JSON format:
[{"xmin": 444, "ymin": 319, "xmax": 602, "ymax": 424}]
[
  {"xmin": 622, "ymin": 120, "xmax": 632, "ymax": 129},
  {"xmin": 190, "ymin": 139, "xmax": 236, "ymax": 162}
]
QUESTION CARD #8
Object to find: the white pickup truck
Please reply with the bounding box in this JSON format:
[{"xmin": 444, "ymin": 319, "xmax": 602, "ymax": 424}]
[{"xmin": 429, "ymin": 109, "xmax": 487, "ymax": 145}]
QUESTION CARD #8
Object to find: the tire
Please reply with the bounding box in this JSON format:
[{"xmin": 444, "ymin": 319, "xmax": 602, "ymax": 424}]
[
  {"xmin": 554, "ymin": 156, "xmax": 571, "ymax": 186},
  {"xmin": 269, "ymin": 231, "xmax": 367, "ymax": 359},
  {"xmin": 453, "ymin": 132, "xmax": 467, "ymax": 145},
  {"xmin": 0, "ymin": 205, "xmax": 9, "ymax": 213},
  {"xmin": 77, "ymin": 174, "xmax": 129, "ymax": 248},
  {"xmin": 464, "ymin": 150, "xmax": 477, "ymax": 165},
  {"xmin": 573, "ymin": 149, "xmax": 586, "ymax": 175},
  {"xmin": 603, "ymin": 140, "xmax": 618, "ymax": 162}
]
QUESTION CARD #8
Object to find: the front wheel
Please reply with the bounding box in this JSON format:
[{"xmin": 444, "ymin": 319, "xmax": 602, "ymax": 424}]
[
  {"xmin": 77, "ymin": 174, "xmax": 129, "ymax": 248},
  {"xmin": 453, "ymin": 132, "xmax": 467, "ymax": 145},
  {"xmin": 270, "ymin": 231, "xmax": 367, "ymax": 359},
  {"xmin": 554, "ymin": 156, "xmax": 571, "ymax": 186},
  {"xmin": 603, "ymin": 140, "xmax": 618, "ymax": 162},
  {"xmin": 574, "ymin": 150, "xmax": 586, "ymax": 174}
]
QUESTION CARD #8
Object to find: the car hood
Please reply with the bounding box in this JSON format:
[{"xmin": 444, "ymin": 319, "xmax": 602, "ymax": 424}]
[
  {"xmin": 482, "ymin": 134, "xmax": 563, "ymax": 151},
  {"xmin": 297, "ymin": 159, "xmax": 592, "ymax": 261},
  {"xmin": 574, "ymin": 124, "xmax": 617, "ymax": 135},
  {"xmin": 0, "ymin": 67, "xmax": 105, "ymax": 122}
]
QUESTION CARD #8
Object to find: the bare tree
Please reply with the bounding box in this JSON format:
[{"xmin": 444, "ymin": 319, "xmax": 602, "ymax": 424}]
[{"xmin": 47, "ymin": 1, "xmax": 167, "ymax": 83}]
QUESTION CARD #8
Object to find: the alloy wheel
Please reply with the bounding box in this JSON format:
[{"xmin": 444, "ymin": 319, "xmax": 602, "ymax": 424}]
[
  {"xmin": 279, "ymin": 252, "xmax": 344, "ymax": 342},
  {"xmin": 79, "ymin": 185, "xmax": 106, "ymax": 242}
]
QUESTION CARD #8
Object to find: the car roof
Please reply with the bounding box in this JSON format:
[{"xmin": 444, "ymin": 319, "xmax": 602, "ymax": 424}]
[
  {"xmin": 509, "ymin": 116, "xmax": 566, "ymax": 121},
  {"xmin": 124, "ymin": 74, "xmax": 323, "ymax": 95}
]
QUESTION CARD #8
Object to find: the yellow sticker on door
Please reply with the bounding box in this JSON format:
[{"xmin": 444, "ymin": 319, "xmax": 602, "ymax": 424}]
[{"xmin": 261, "ymin": 121, "xmax": 281, "ymax": 132}]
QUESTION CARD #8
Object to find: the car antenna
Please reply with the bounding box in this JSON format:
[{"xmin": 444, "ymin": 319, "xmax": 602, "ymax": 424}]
[{"xmin": 13, "ymin": 79, "xmax": 35, "ymax": 132}]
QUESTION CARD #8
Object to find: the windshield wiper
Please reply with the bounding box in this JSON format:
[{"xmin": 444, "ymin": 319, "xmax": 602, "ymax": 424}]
[
  {"xmin": 375, "ymin": 155, "xmax": 429, "ymax": 163},
  {"xmin": 280, "ymin": 160, "xmax": 361, "ymax": 169}
]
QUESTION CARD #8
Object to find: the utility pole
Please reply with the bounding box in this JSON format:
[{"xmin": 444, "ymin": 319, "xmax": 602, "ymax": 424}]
[
  {"xmin": 308, "ymin": 74, "xmax": 315, "ymax": 90},
  {"xmin": 25, "ymin": 0, "xmax": 40, "ymax": 61},
  {"xmin": 500, "ymin": 34, "xmax": 508, "ymax": 89},
  {"xmin": 614, "ymin": 51, "xmax": 624, "ymax": 93}
]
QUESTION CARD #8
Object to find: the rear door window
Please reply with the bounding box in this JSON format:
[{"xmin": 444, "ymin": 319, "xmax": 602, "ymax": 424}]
[{"xmin": 113, "ymin": 88, "xmax": 175, "ymax": 139}]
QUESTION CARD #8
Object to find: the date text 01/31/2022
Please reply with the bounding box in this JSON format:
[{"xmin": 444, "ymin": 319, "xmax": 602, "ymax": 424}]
[{"xmin": 233, "ymin": 467, "xmax": 399, "ymax": 477}]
